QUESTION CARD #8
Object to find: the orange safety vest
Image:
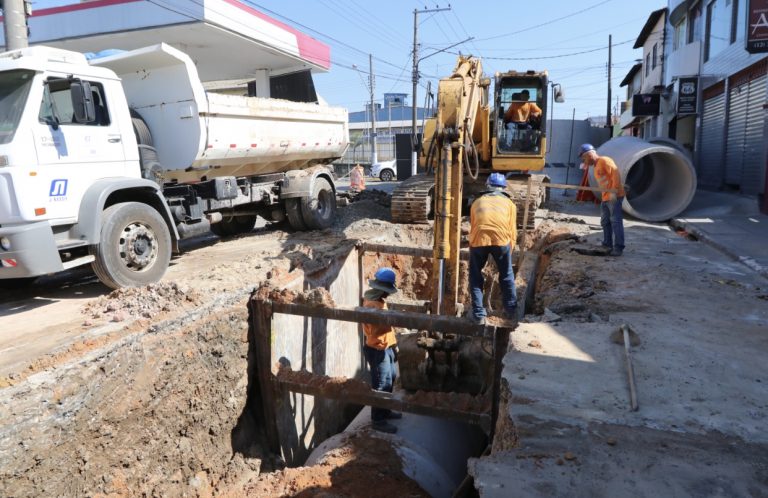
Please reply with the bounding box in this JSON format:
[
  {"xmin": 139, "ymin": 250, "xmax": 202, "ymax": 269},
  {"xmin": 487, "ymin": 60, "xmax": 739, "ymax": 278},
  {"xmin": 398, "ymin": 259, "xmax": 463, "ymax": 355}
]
[
  {"xmin": 594, "ymin": 156, "xmax": 625, "ymax": 202},
  {"xmin": 469, "ymin": 192, "xmax": 517, "ymax": 247},
  {"xmin": 350, "ymin": 166, "xmax": 366, "ymax": 191},
  {"xmin": 362, "ymin": 298, "xmax": 396, "ymax": 350}
]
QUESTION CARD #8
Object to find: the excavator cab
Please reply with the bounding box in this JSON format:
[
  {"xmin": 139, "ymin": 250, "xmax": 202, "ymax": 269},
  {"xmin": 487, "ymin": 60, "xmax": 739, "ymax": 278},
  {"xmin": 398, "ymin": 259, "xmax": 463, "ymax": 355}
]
[{"xmin": 493, "ymin": 71, "xmax": 548, "ymax": 166}]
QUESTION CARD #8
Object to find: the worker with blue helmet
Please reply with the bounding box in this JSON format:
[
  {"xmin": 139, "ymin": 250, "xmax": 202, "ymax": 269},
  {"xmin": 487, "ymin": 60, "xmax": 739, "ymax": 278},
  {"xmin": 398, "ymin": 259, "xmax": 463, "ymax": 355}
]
[
  {"xmin": 362, "ymin": 267, "xmax": 402, "ymax": 433},
  {"xmin": 579, "ymin": 143, "xmax": 626, "ymax": 256},
  {"xmin": 467, "ymin": 173, "xmax": 519, "ymax": 325}
]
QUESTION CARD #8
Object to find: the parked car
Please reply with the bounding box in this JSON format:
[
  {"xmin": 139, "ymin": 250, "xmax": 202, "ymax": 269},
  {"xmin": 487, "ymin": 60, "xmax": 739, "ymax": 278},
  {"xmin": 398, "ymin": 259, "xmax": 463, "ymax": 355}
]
[{"xmin": 370, "ymin": 159, "xmax": 397, "ymax": 182}]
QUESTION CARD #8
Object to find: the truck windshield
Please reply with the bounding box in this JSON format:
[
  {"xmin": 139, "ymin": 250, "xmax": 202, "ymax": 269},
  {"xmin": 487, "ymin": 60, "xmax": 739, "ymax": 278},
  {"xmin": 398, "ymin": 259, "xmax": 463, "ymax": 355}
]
[{"xmin": 0, "ymin": 70, "xmax": 35, "ymax": 144}]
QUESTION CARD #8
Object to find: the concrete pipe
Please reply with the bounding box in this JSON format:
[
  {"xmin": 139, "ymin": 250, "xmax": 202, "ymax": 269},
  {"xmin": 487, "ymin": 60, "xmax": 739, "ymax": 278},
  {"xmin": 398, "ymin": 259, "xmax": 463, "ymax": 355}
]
[
  {"xmin": 592, "ymin": 136, "xmax": 697, "ymax": 222},
  {"xmin": 305, "ymin": 407, "xmax": 487, "ymax": 497}
]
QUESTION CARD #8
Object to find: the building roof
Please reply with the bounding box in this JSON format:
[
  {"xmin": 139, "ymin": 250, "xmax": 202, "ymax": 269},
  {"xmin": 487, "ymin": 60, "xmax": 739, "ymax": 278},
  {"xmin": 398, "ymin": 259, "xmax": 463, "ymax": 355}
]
[
  {"xmin": 13, "ymin": 0, "xmax": 331, "ymax": 81},
  {"xmin": 634, "ymin": 8, "xmax": 667, "ymax": 49},
  {"xmin": 349, "ymin": 106, "xmax": 430, "ymax": 124},
  {"xmin": 620, "ymin": 63, "xmax": 643, "ymax": 87}
]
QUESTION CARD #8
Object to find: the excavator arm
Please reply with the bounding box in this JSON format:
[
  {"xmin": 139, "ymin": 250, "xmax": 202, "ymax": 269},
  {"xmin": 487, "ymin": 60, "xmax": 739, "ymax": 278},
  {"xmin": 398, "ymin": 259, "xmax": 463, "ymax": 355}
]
[{"xmin": 431, "ymin": 56, "xmax": 489, "ymax": 315}]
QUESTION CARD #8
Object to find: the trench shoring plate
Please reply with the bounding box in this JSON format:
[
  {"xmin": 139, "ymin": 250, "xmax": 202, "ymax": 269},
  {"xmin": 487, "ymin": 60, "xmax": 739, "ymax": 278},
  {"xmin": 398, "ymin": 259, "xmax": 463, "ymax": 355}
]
[{"xmin": 275, "ymin": 371, "xmax": 492, "ymax": 431}]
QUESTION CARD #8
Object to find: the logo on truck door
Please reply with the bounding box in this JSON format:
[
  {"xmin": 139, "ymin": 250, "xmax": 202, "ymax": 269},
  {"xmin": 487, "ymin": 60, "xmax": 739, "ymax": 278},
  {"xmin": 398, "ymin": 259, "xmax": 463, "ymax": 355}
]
[{"xmin": 49, "ymin": 179, "xmax": 68, "ymax": 198}]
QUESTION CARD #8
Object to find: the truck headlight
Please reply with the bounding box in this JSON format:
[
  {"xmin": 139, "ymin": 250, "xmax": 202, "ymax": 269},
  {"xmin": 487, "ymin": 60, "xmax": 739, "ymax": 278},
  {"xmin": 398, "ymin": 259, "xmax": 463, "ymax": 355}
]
[{"xmin": 0, "ymin": 237, "xmax": 10, "ymax": 251}]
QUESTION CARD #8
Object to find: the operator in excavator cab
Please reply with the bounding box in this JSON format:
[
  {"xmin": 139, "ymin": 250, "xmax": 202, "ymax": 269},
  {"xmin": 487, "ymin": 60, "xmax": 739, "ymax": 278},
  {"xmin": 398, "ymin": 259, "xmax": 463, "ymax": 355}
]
[
  {"xmin": 502, "ymin": 89, "xmax": 542, "ymax": 150},
  {"xmin": 468, "ymin": 173, "xmax": 518, "ymax": 325},
  {"xmin": 503, "ymin": 89, "xmax": 542, "ymax": 129}
]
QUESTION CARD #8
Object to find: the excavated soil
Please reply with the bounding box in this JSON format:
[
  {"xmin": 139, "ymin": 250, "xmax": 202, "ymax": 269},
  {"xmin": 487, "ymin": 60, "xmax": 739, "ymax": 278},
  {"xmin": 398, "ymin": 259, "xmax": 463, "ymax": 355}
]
[
  {"xmin": 0, "ymin": 188, "xmax": 587, "ymax": 497},
  {"xmin": 0, "ymin": 194, "xmax": 442, "ymax": 497},
  {"xmin": 243, "ymin": 432, "xmax": 429, "ymax": 497}
]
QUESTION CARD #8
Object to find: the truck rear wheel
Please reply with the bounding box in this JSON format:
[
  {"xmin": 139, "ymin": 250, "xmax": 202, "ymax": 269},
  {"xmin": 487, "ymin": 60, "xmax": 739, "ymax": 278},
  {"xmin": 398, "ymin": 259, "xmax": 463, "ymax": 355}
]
[
  {"xmin": 90, "ymin": 202, "xmax": 172, "ymax": 289},
  {"xmin": 285, "ymin": 198, "xmax": 308, "ymax": 231},
  {"xmin": 300, "ymin": 177, "xmax": 336, "ymax": 230}
]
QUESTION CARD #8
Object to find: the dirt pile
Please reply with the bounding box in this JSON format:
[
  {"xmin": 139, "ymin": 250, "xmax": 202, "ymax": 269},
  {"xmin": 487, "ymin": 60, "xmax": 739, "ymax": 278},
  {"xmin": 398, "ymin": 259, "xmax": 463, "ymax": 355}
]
[
  {"xmin": 353, "ymin": 188, "xmax": 391, "ymax": 207},
  {"xmin": 243, "ymin": 432, "xmax": 429, "ymax": 497},
  {"xmin": 81, "ymin": 281, "xmax": 201, "ymax": 322},
  {"xmin": 0, "ymin": 308, "xmax": 258, "ymax": 497}
]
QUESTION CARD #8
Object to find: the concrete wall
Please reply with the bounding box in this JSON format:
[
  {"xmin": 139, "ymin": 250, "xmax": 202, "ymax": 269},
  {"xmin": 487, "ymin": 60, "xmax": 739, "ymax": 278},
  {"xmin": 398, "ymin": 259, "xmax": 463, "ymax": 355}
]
[
  {"xmin": 546, "ymin": 119, "xmax": 611, "ymax": 166},
  {"xmin": 271, "ymin": 248, "xmax": 364, "ymax": 464}
]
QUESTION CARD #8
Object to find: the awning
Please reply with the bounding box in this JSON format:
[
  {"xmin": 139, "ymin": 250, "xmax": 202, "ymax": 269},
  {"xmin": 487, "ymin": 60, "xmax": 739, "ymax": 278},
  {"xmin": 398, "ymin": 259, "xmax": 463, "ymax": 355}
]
[{"xmin": 621, "ymin": 116, "xmax": 645, "ymax": 129}]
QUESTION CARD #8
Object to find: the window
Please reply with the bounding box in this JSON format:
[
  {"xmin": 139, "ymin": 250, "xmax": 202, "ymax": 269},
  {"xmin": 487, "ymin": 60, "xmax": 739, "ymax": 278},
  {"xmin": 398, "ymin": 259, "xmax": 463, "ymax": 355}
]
[
  {"xmin": 704, "ymin": 0, "xmax": 731, "ymax": 61},
  {"xmin": 688, "ymin": 3, "xmax": 703, "ymax": 43},
  {"xmin": 674, "ymin": 18, "xmax": 688, "ymax": 50},
  {"xmin": 0, "ymin": 70, "xmax": 35, "ymax": 144},
  {"xmin": 652, "ymin": 44, "xmax": 658, "ymax": 69},
  {"xmin": 729, "ymin": 0, "xmax": 739, "ymax": 43},
  {"xmin": 645, "ymin": 54, "xmax": 650, "ymax": 76},
  {"xmin": 39, "ymin": 78, "xmax": 110, "ymax": 126}
]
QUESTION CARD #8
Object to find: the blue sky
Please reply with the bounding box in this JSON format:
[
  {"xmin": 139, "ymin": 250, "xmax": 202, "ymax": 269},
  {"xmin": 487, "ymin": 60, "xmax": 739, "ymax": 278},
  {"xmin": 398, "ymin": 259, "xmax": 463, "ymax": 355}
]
[
  {"xmin": 36, "ymin": 0, "xmax": 662, "ymax": 120},
  {"xmin": 248, "ymin": 0, "xmax": 663, "ymax": 120}
]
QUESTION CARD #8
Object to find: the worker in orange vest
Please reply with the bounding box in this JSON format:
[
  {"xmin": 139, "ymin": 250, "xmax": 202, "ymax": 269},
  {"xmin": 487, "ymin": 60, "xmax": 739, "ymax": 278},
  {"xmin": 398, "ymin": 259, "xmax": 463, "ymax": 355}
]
[
  {"xmin": 350, "ymin": 164, "xmax": 366, "ymax": 192},
  {"xmin": 579, "ymin": 143, "xmax": 626, "ymax": 256}
]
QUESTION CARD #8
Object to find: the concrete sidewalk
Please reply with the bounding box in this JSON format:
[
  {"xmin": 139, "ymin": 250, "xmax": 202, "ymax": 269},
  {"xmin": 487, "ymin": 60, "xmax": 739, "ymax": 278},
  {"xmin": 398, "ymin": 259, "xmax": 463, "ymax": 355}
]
[
  {"xmin": 544, "ymin": 165, "xmax": 768, "ymax": 280},
  {"xmin": 672, "ymin": 190, "xmax": 768, "ymax": 280}
]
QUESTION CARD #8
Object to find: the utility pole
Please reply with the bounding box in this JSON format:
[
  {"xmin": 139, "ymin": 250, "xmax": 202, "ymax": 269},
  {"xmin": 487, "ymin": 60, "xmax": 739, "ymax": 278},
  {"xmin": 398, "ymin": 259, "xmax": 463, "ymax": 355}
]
[
  {"xmin": 606, "ymin": 34, "xmax": 612, "ymax": 128},
  {"xmin": 3, "ymin": 0, "xmax": 31, "ymax": 50},
  {"xmin": 411, "ymin": 5, "xmax": 451, "ymax": 175},
  {"xmin": 369, "ymin": 53, "xmax": 377, "ymax": 165}
]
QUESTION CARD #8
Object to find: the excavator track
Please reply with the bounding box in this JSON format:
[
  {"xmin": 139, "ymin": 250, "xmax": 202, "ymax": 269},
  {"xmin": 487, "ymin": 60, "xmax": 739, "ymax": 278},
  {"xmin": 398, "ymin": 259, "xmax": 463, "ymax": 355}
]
[{"xmin": 391, "ymin": 174, "xmax": 435, "ymax": 224}]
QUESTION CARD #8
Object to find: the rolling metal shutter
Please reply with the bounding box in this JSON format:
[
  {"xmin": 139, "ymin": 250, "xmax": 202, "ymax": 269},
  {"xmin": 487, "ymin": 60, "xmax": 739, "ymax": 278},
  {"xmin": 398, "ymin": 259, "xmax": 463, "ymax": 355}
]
[
  {"xmin": 742, "ymin": 74, "xmax": 766, "ymax": 194},
  {"xmin": 699, "ymin": 83, "xmax": 726, "ymax": 189},
  {"xmin": 725, "ymin": 60, "xmax": 767, "ymax": 194},
  {"xmin": 726, "ymin": 82, "xmax": 749, "ymax": 186}
]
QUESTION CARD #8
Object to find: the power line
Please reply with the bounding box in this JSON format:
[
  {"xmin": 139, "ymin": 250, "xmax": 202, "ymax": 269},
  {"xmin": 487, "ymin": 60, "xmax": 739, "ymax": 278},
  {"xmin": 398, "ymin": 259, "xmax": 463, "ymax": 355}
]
[{"xmin": 474, "ymin": 0, "xmax": 615, "ymax": 42}]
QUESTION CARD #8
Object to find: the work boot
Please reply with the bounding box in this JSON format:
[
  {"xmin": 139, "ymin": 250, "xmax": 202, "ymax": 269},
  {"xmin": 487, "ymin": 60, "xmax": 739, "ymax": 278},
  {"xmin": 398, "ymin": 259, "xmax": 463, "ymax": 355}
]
[
  {"xmin": 385, "ymin": 411, "xmax": 402, "ymax": 420},
  {"xmin": 609, "ymin": 248, "xmax": 623, "ymax": 257},
  {"xmin": 504, "ymin": 308, "xmax": 517, "ymax": 321},
  {"xmin": 469, "ymin": 315, "xmax": 486, "ymax": 325},
  {"xmin": 372, "ymin": 420, "xmax": 398, "ymax": 434}
]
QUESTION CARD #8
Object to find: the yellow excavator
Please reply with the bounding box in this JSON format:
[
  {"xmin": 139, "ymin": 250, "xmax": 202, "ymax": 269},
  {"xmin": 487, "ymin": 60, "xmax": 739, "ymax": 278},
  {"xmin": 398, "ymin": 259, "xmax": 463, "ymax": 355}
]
[{"xmin": 391, "ymin": 55, "xmax": 558, "ymax": 316}]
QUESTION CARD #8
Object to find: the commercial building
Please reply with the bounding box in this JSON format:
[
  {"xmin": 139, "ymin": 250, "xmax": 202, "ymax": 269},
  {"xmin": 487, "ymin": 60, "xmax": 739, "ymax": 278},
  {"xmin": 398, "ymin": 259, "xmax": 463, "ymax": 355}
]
[{"xmin": 618, "ymin": 0, "xmax": 767, "ymax": 196}]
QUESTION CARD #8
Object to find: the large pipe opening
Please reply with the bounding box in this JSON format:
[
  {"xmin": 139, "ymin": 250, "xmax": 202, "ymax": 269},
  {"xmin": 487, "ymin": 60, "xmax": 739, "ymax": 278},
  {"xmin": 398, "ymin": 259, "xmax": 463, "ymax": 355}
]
[{"xmin": 594, "ymin": 136, "xmax": 697, "ymax": 222}]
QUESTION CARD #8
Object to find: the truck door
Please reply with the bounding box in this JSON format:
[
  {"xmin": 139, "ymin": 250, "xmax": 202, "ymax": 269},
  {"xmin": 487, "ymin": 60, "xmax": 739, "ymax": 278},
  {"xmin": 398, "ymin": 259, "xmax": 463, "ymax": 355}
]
[{"xmin": 33, "ymin": 77, "xmax": 128, "ymax": 219}]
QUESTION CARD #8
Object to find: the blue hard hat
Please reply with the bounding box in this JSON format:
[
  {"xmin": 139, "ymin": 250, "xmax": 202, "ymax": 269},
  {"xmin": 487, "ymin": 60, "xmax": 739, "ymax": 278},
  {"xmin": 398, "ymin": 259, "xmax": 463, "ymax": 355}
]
[
  {"xmin": 370, "ymin": 267, "xmax": 398, "ymax": 294},
  {"xmin": 578, "ymin": 143, "xmax": 596, "ymax": 157},
  {"xmin": 487, "ymin": 172, "xmax": 507, "ymax": 188}
]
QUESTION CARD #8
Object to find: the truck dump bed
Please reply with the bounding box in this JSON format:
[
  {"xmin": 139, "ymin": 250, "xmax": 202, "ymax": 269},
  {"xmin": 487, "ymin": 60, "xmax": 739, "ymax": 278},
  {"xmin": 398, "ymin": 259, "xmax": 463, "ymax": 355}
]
[{"xmin": 92, "ymin": 44, "xmax": 348, "ymax": 183}]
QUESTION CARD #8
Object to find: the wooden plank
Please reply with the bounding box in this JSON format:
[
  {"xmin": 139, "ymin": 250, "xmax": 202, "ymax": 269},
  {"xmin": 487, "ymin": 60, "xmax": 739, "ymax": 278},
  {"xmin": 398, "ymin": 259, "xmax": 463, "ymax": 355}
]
[
  {"xmin": 275, "ymin": 377, "xmax": 491, "ymax": 431},
  {"xmin": 266, "ymin": 300, "xmax": 508, "ymax": 337},
  {"xmin": 490, "ymin": 324, "xmax": 512, "ymax": 440},
  {"xmin": 250, "ymin": 299, "xmax": 281, "ymax": 455}
]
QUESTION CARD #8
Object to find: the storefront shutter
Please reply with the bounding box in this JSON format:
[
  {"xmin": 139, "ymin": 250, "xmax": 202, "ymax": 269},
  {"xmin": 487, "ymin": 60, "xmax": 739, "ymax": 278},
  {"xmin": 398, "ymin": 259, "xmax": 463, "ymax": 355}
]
[{"xmin": 699, "ymin": 90, "xmax": 726, "ymax": 188}]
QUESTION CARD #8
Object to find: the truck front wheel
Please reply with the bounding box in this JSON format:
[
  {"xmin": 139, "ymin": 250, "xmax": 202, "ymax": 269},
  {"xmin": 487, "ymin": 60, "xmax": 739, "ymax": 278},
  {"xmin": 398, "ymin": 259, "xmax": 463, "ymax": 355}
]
[
  {"xmin": 90, "ymin": 202, "xmax": 172, "ymax": 289},
  {"xmin": 300, "ymin": 177, "xmax": 336, "ymax": 230}
]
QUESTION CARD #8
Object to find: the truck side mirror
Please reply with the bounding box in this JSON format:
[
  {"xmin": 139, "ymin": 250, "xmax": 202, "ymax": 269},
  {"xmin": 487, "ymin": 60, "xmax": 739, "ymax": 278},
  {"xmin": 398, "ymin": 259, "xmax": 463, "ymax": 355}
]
[{"xmin": 71, "ymin": 80, "xmax": 96, "ymax": 123}]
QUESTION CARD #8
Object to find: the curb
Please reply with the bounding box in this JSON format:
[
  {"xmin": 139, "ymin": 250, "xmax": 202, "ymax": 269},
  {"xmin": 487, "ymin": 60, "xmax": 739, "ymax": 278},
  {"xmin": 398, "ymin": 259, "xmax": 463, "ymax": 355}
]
[{"xmin": 670, "ymin": 218, "xmax": 768, "ymax": 280}]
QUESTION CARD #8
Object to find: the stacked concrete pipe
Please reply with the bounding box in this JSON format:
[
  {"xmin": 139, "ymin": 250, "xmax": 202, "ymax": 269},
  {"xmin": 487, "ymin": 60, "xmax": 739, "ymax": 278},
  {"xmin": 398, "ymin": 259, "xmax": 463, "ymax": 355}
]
[{"xmin": 592, "ymin": 136, "xmax": 697, "ymax": 222}]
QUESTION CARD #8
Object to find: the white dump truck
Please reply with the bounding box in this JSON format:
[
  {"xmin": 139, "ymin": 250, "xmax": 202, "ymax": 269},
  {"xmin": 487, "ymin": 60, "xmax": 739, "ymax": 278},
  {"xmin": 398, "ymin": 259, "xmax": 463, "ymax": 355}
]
[{"xmin": 0, "ymin": 43, "xmax": 349, "ymax": 288}]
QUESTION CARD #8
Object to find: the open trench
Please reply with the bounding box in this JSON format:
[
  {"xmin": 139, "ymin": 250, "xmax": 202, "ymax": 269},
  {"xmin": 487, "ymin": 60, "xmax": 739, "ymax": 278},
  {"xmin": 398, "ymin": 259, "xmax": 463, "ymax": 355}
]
[
  {"xmin": 0, "ymin": 194, "xmax": 582, "ymax": 497},
  {"xmin": 237, "ymin": 220, "xmax": 586, "ymax": 497}
]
